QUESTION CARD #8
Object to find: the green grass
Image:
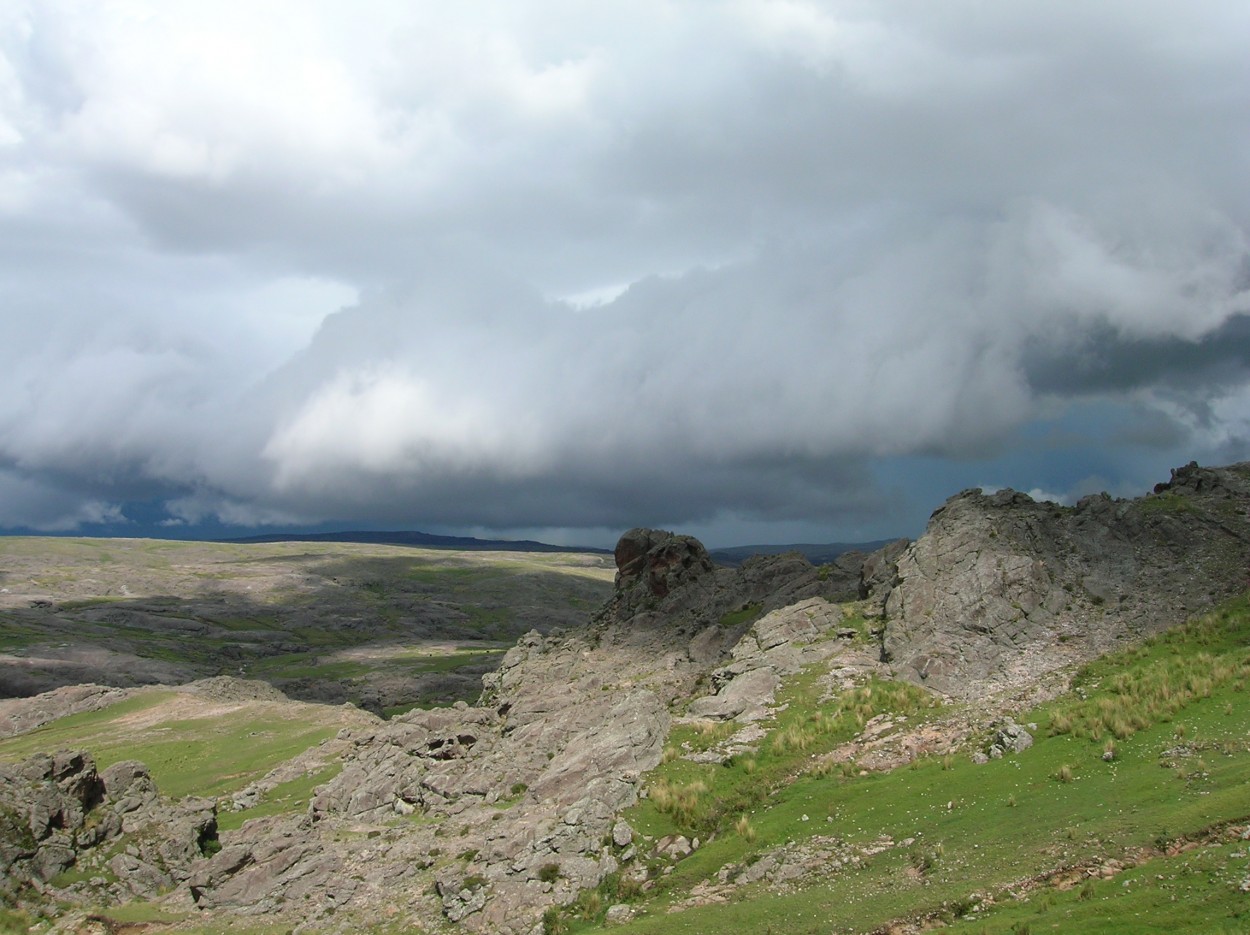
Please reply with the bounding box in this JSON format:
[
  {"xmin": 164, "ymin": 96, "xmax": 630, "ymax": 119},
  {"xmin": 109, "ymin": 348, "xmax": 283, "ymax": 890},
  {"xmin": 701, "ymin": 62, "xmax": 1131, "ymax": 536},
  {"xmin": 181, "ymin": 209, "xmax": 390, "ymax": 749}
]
[
  {"xmin": 0, "ymin": 537, "xmax": 611, "ymax": 677},
  {"xmin": 0, "ymin": 691, "xmax": 174, "ymax": 749},
  {"xmin": 90, "ymin": 903, "xmax": 192, "ymax": 925},
  {"xmin": 0, "ymin": 615, "xmax": 44, "ymax": 650},
  {"xmin": 246, "ymin": 645, "xmax": 507, "ymax": 688},
  {"xmin": 217, "ymin": 764, "xmax": 342, "ymax": 831},
  {"xmin": 835, "ymin": 612, "xmax": 873, "ymax": 644},
  {"xmin": 382, "ymin": 701, "xmax": 424, "ymax": 718},
  {"xmin": 1136, "ymin": 491, "xmax": 1199, "ymax": 515},
  {"xmin": 213, "ymin": 616, "xmax": 281, "ymax": 632},
  {"xmin": 248, "ymin": 654, "xmax": 373, "ymax": 680},
  {"xmin": 718, "ymin": 604, "xmax": 764, "ymax": 629},
  {"xmin": 0, "ymin": 692, "xmax": 339, "ymax": 800},
  {"xmin": 405, "ymin": 646, "xmax": 507, "ymax": 673},
  {"xmin": 941, "ymin": 840, "xmax": 1250, "ymax": 933},
  {"xmin": 100, "ymin": 919, "xmax": 293, "ymax": 935},
  {"xmin": 1046, "ymin": 599, "xmax": 1250, "ymax": 744},
  {"xmin": 572, "ymin": 596, "xmax": 1250, "ymax": 934},
  {"xmin": 633, "ymin": 672, "xmax": 939, "ymax": 841}
]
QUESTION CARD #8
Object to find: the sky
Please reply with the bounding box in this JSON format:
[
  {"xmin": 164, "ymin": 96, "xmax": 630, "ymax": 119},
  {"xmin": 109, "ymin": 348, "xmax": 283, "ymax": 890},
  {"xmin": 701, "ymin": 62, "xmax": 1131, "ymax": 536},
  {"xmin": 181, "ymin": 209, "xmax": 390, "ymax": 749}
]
[{"xmin": 0, "ymin": 1, "xmax": 1248, "ymax": 549}]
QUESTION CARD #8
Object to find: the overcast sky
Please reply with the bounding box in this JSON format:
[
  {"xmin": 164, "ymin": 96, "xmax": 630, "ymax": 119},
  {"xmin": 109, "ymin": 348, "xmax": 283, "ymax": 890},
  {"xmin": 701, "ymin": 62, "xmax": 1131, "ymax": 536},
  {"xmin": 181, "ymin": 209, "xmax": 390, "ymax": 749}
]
[{"xmin": 1, "ymin": 1, "xmax": 1248, "ymax": 548}]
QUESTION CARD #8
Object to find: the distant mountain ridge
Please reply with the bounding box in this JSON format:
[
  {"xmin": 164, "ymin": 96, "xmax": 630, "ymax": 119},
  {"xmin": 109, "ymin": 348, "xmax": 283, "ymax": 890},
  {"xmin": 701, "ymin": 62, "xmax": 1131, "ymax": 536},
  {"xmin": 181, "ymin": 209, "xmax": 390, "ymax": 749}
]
[
  {"xmin": 708, "ymin": 539, "xmax": 896, "ymax": 566},
  {"xmin": 223, "ymin": 530, "xmax": 898, "ymax": 565},
  {"xmin": 221, "ymin": 529, "xmax": 612, "ymax": 554}
]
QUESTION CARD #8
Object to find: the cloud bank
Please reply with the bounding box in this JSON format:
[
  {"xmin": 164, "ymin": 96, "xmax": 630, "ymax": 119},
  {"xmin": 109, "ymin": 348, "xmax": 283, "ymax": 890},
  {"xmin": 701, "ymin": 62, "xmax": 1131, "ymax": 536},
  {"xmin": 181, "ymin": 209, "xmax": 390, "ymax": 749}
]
[{"xmin": 1, "ymin": 1, "xmax": 1248, "ymax": 543}]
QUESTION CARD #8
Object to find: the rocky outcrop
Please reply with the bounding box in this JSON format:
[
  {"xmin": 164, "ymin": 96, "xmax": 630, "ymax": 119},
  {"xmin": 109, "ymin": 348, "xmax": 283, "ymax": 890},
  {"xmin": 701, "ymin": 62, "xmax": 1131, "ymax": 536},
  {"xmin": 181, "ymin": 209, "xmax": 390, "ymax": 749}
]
[
  {"xmin": 859, "ymin": 538, "xmax": 910, "ymax": 605},
  {"xmin": 0, "ymin": 684, "xmax": 132, "ymax": 740},
  {"xmin": 613, "ymin": 527, "xmax": 716, "ymax": 598},
  {"xmin": 688, "ymin": 598, "xmax": 858, "ymax": 722},
  {"xmin": 883, "ymin": 461, "xmax": 1250, "ymax": 699},
  {"xmin": 0, "ymin": 751, "xmax": 216, "ymax": 906},
  {"xmin": 180, "ymin": 528, "xmax": 853, "ymax": 933},
  {"xmin": 12, "ymin": 462, "xmax": 1248, "ymax": 932}
]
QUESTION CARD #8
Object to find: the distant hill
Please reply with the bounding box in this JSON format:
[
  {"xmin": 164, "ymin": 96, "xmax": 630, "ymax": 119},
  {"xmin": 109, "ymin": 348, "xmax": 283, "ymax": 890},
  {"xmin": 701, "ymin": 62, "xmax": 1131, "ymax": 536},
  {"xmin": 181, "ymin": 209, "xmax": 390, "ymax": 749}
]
[
  {"xmin": 221, "ymin": 529, "xmax": 612, "ymax": 554},
  {"xmin": 221, "ymin": 531, "xmax": 899, "ymax": 565},
  {"xmin": 708, "ymin": 539, "xmax": 896, "ymax": 566}
]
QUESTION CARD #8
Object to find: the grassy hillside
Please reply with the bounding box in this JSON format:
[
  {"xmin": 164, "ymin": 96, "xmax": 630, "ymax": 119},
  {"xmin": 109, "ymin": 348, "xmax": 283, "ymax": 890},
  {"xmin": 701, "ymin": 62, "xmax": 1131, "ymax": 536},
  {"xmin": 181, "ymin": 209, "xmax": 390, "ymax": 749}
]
[
  {"xmin": 552, "ymin": 597, "xmax": 1250, "ymax": 934},
  {"xmin": 0, "ymin": 685, "xmax": 365, "ymax": 805},
  {"xmin": 3, "ymin": 586, "xmax": 1248, "ymax": 933}
]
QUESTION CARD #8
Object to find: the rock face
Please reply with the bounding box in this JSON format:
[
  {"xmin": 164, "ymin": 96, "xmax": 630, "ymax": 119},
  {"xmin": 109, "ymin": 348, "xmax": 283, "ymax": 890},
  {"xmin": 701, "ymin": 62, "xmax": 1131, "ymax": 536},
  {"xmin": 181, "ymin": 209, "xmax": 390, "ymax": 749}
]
[
  {"xmin": 883, "ymin": 461, "xmax": 1250, "ymax": 698},
  {"xmin": 613, "ymin": 527, "xmax": 716, "ymax": 597},
  {"xmin": 0, "ymin": 751, "xmax": 216, "ymax": 906},
  {"xmin": 687, "ymin": 598, "xmax": 854, "ymax": 722}
]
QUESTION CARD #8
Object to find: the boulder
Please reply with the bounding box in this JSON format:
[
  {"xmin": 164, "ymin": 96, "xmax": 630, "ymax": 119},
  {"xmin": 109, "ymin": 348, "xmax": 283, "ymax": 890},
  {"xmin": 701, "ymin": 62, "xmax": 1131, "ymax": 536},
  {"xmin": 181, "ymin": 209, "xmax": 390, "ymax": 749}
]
[
  {"xmin": 0, "ymin": 749, "xmax": 216, "ymax": 902},
  {"xmin": 613, "ymin": 528, "xmax": 716, "ymax": 598}
]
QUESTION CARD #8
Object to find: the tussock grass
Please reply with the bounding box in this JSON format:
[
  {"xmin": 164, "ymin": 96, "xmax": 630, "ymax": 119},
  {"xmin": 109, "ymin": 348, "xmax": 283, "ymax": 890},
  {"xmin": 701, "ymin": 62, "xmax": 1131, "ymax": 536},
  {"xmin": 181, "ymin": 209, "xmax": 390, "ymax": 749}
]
[
  {"xmin": 1048, "ymin": 605, "xmax": 1250, "ymax": 744},
  {"xmin": 649, "ymin": 779, "xmax": 711, "ymax": 827},
  {"xmin": 734, "ymin": 815, "xmax": 757, "ymax": 843},
  {"xmin": 633, "ymin": 673, "xmax": 942, "ymax": 848},
  {"xmin": 592, "ymin": 593, "xmax": 1250, "ymax": 935}
]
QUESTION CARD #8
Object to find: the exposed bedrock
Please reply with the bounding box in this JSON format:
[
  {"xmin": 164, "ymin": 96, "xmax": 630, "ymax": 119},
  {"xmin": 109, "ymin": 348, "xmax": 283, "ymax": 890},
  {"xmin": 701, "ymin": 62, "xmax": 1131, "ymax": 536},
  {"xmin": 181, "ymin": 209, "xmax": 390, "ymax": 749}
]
[{"xmin": 883, "ymin": 461, "xmax": 1250, "ymax": 698}]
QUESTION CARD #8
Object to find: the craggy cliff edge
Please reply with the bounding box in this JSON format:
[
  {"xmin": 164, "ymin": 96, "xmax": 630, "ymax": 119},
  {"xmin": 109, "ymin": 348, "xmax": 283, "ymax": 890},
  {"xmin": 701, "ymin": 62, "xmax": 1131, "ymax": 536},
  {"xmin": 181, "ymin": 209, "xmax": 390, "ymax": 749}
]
[{"xmin": 883, "ymin": 461, "xmax": 1250, "ymax": 699}]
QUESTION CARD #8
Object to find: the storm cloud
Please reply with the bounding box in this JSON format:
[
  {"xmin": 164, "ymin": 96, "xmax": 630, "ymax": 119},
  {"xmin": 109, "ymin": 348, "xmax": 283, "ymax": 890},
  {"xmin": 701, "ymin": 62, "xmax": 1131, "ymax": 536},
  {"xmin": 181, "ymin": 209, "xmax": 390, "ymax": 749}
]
[{"xmin": 1, "ymin": 2, "xmax": 1248, "ymax": 544}]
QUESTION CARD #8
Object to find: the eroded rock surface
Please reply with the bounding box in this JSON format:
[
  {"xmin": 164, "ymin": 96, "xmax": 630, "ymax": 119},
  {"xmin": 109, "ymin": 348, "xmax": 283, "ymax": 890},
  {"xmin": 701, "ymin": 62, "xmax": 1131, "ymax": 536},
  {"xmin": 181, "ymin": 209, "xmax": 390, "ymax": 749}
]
[
  {"xmin": 883, "ymin": 461, "xmax": 1250, "ymax": 698},
  {"xmin": 8, "ymin": 463, "xmax": 1250, "ymax": 932},
  {"xmin": 687, "ymin": 597, "xmax": 857, "ymax": 722},
  {"xmin": 0, "ymin": 751, "xmax": 216, "ymax": 907}
]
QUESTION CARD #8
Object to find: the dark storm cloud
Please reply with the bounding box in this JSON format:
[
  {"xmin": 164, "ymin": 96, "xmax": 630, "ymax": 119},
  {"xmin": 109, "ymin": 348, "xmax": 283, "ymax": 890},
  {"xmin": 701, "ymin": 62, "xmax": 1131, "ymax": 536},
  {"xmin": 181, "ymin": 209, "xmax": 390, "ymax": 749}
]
[
  {"xmin": 1024, "ymin": 314, "xmax": 1250, "ymax": 397},
  {"xmin": 0, "ymin": 2, "xmax": 1248, "ymax": 540}
]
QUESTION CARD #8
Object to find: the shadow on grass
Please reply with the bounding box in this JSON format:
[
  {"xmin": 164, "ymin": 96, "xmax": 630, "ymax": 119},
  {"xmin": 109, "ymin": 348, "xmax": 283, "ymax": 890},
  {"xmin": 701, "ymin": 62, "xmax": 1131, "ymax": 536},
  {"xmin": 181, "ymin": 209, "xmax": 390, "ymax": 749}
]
[{"xmin": 0, "ymin": 545, "xmax": 613, "ymax": 711}]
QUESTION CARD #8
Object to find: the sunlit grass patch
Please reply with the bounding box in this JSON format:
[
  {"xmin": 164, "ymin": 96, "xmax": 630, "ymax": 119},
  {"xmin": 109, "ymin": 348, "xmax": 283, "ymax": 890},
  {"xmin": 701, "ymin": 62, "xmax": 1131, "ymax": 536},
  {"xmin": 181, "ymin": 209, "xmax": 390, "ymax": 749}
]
[
  {"xmin": 630, "ymin": 670, "xmax": 942, "ymax": 849},
  {"xmin": 1046, "ymin": 603, "xmax": 1250, "ymax": 744},
  {"xmin": 580, "ymin": 594, "xmax": 1250, "ymax": 935},
  {"xmin": 216, "ymin": 763, "xmax": 342, "ymax": 831},
  {"xmin": 0, "ymin": 690, "xmax": 341, "ymax": 801}
]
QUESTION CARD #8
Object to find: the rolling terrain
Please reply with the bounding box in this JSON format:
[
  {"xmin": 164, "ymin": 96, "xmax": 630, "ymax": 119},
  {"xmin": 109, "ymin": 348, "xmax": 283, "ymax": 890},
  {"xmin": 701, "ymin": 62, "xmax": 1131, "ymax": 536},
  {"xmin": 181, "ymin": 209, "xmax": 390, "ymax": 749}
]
[
  {"xmin": 0, "ymin": 538, "xmax": 614, "ymax": 713},
  {"xmin": 1, "ymin": 462, "xmax": 1249, "ymax": 934}
]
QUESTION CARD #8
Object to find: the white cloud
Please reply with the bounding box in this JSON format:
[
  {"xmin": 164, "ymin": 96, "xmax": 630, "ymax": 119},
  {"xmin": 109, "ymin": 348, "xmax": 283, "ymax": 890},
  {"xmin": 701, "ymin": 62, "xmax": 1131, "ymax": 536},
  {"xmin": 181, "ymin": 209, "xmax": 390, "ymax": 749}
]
[
  {"xmin": 0, "ymin": 1, "xmax": 1247, "ymax": 538},
  {"xmin": 263, "ymin": 364, "xmax": 551, "ymax": 491}
]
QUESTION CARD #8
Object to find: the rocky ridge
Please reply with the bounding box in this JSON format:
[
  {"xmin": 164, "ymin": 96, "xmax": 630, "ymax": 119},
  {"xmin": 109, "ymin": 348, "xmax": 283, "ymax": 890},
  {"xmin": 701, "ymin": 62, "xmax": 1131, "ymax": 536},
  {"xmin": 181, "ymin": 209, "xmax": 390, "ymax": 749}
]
[
  {"xmin": 884, "ymin": 461, "xmax": 1250, "ymax": 699},
  {"xmin": 181, "ymin": 528, "xmax": 862, "ymax": 933}
]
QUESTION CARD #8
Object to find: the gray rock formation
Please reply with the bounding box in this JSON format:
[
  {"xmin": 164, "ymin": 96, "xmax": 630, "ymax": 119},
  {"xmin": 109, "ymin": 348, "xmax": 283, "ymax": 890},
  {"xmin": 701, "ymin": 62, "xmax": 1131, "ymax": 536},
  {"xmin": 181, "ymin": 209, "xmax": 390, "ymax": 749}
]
[
  {"xmin": 180, "ymin": 527, "xmax": 849, "ymax": 933},
  {"xmin": 883, "ymin": 461, "xmax": 1250, "ymax": 698},
  {"xmin": 688, "ymin": 597, "xmax": 852, "ymax": 722},
  {"xmin": 0, "ymin": 750, "xmax": 216, "ymax": 906},
  {"xmin": 859, "ymin": 538, "xmax": 910, "ymax": 605},
  {"xmin": 613, "ymin": 527, "xmax": 716, "ymax": 598},
  {"xmin": 10, "ymin": 462, "xmax": 1249, "ymax": 932}
]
